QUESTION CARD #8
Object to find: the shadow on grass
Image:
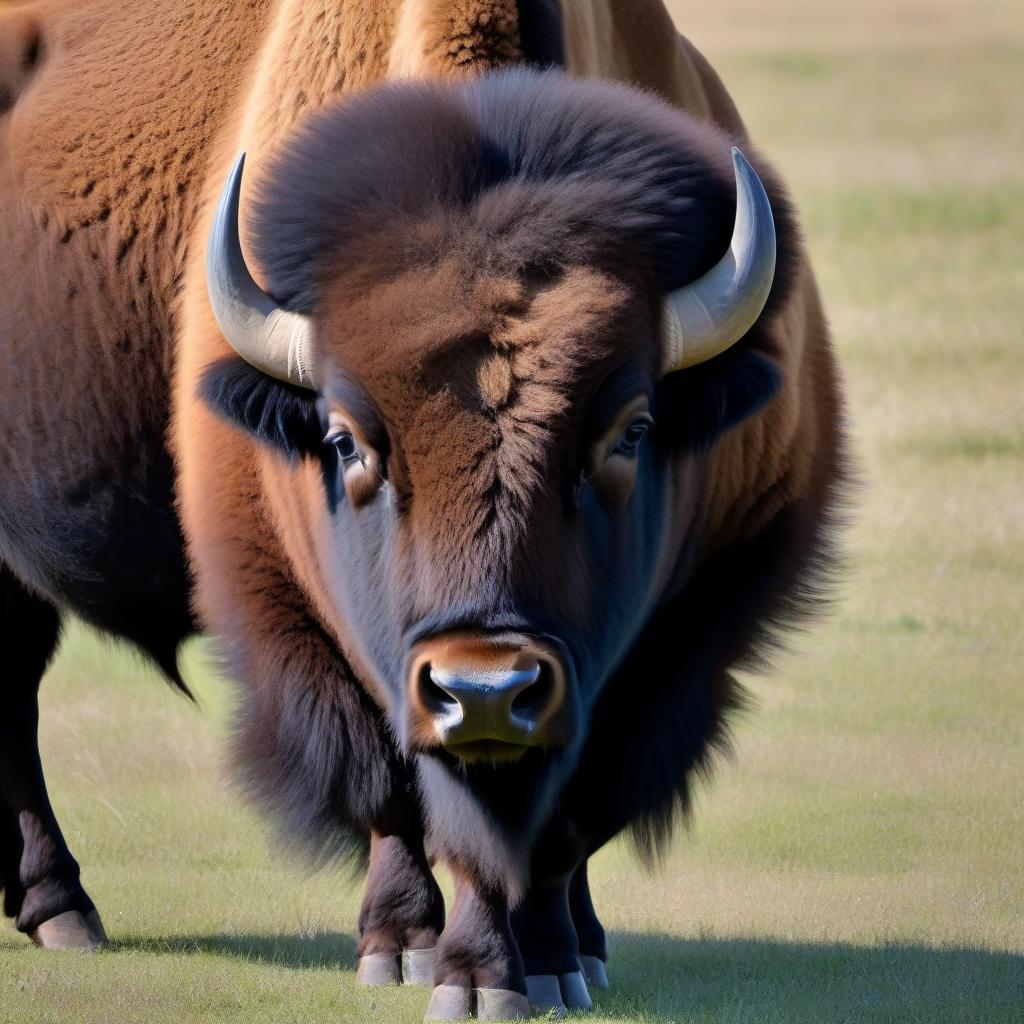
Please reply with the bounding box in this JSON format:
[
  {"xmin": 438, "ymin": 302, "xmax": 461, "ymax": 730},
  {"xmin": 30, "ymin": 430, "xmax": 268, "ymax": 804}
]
[
  {"xmin": 114, "ymin": 930, "xmax": 1024, "ymax": 1021},
  {"xmin": 599, "ymin": 932, "xmax": 1024, "ymax": 1023},
  {"xmin": 116, "ymin": 931, "xmax": 357, "ymax": 970}
]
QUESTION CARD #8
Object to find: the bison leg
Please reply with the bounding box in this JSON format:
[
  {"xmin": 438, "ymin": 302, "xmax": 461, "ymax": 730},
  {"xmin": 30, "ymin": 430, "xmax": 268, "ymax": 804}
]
[
  {"xmin": 425, "ymin": 864, "xmax": 528, "ymax": 1021},
  {"xmin": 0, "ymin": 567, "xmax": 107, "ymax": 949},
  {"xmin": 356, "ymin": 828, "xmax": 445, "ymax": 985},
  {"xmin": 569, "ymin": 859, "xmax": 609, "ymax": 989},
  {"xmin": 510, "ymin": 829, "xmax": 595, "ymax": 1015},
  {"xmin": 512, "ymin": 873, "xmax": 593, "ymax": 1014}
]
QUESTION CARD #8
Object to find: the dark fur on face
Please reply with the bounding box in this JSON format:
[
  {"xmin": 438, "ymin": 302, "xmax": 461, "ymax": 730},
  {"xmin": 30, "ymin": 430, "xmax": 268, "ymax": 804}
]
[{"xmin": 199, "ymin": 357, "xmax": 321, "ymax": 459}]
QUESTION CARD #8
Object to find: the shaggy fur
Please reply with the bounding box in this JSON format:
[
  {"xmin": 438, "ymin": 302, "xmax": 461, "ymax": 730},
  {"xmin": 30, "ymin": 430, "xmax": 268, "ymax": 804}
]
[{"xmin": 251, "ymin": 70, "xmax": 797, "ymax": 309}]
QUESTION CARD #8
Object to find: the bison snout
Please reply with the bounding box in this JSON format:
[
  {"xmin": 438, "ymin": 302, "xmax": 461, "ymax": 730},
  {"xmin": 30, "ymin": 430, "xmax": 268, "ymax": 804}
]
[{"xmin": 407, "ymin": 633, "xmax": 573, "ymax": 762}]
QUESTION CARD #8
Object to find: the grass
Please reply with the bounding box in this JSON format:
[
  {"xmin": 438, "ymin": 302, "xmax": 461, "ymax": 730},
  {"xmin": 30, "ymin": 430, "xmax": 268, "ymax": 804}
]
[{"xmin": 2, "ymin": 0, "xmax": 1023, "ymax": 1021}]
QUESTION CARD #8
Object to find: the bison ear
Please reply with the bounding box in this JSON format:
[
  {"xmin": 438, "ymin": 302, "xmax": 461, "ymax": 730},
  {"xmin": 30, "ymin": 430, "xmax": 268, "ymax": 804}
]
[
  {"xmin": 654, "ymin": 348, "xmax": 781, "ymax": 452},
  {"xmin": 199, "ymin": 357, "xmax": 323, "ymax": 459}
]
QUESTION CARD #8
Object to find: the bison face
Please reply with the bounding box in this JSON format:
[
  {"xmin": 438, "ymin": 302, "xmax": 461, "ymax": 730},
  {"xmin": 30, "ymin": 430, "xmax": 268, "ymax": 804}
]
[
  {"xmin": 303, "ymin": 254, "xmax": 675, "ymax": 773},
  {"xmin": 204, "ymin": 246, "xmax": 774, "ymax": 780}
]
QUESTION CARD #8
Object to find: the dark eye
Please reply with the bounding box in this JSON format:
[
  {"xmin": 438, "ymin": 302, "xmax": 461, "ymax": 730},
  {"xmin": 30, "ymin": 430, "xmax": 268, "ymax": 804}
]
[
  {"xmin": 610, "ymin": 416, "xmax": 652, "ymax": 458},
  {"xmin": 325, "ymin": 430, "xmax": 358, "ymax": 461}
]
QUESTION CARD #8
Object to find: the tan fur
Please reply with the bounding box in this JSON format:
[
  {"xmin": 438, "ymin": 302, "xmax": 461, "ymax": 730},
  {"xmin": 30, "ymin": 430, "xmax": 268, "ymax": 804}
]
[{"xmin": 389, "ymin": 0, "xmax": 522, "ymax": 77}]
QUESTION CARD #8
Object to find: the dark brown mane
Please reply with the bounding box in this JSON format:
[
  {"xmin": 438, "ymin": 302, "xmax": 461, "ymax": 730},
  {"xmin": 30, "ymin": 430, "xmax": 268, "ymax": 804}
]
[{"xmin": 252, "ymin": 69, "xmax": 797, "ymax": 317}]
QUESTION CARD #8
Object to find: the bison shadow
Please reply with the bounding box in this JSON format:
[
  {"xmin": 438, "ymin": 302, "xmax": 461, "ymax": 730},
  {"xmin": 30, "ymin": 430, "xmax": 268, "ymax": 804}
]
[
  {"xmin": 116, "ymin": 930, "xmax": 1024, "ymax": 1020},
  {"xmin": 116, "ymin": 930, "xmax": 357, "ymax": 970}
]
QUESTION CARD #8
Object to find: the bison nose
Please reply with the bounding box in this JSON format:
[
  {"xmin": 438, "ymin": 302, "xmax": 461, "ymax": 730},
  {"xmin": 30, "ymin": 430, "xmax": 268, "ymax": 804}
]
[
  {"xmin": 408, "ymin": 634, "xmax": 572, "ymax": 761},
  {"xmin": 426, "ymin": 661, "xmax": 546, "ymax": 729}
]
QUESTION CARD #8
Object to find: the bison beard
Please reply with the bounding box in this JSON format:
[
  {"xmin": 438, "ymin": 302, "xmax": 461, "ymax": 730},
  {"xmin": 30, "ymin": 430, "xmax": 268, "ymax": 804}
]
[{"xmin": 192, "ymin": 68, "xmax": 842, "ymax": 1015}]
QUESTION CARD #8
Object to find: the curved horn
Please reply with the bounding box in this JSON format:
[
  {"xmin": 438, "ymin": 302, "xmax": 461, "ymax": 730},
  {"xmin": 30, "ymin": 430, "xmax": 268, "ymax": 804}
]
[
  {"xmin": 206, "ymin": 153, "xmax": 315, "ymax": 389},
  {"xmin": 661, "ymin": 147, "xmax": 776, "ymax": 374}
]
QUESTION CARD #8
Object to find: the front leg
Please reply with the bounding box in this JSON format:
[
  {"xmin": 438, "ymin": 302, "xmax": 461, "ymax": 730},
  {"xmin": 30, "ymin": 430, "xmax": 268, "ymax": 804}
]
[
  {"xmin": 511, "ymin": 871, "xmax": 592, "ymax": 1013},
  {"xmin": 357, "ymin": 828, "xmax": 445, "ymax": 985},
  {"xmin": 510, "ymin": 821, "xmax": 594, "ymax": 1014},
  {"xmin": 569, "ymin": 859, "xmax": 609, "ymax": 990},
  {"xmin": 0, "ymin": 568, "xmax": 107, "ymax": 950},
  {"xmin": 426, "ymin": 864, "xmax": 529, "ymax": 1021}
]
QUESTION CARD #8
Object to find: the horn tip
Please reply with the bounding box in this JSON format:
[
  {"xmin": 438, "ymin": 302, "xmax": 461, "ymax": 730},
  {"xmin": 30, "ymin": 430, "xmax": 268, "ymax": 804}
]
[
  {"xmin": 229, "ymin": 152, "xmax": 247, "ymax": 188},
  {"xmin": 730, "ymin": 145, "xmax": 754, "ymax": 177}
]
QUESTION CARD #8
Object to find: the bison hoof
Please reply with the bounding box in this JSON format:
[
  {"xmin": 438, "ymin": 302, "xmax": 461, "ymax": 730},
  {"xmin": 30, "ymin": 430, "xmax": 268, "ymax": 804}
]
[
  {"xmin": 578, "ymin": 954, "xmax": 609, "ymax": 990},
  {"xmin": 525, "ymin": 970, "xmax": 592, "ymax": 1014},
  {"xmin": 425, "ymin": 984, "xmax": 471, "ymax": 1020},
  {"xmin": 28, "ymin": 909, "xmax": 108, "ymax": 950},
  {"xmin": 357, "ymin": 946, "xmax": 437, "ymax": 986},
  {"xmin": 403, "ymin": 947, "xmax": 438, "ymax": 985},
  {"xmin": 475, "ymin": 988, "xmax": 532, "ymax": 1021},
  {"xmin": 357, "ymin": 951, "xmax": 402, "ymax": 985},
  {"xmin": 425, "ymin": 983, "xmax": 530, "ymax": 1021}
]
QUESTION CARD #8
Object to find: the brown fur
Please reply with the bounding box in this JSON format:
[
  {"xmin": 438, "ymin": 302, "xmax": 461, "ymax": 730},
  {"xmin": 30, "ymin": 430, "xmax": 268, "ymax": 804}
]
[{"xmin": 390, "ymin": 0, "xmax": 523, "ymax": 76}]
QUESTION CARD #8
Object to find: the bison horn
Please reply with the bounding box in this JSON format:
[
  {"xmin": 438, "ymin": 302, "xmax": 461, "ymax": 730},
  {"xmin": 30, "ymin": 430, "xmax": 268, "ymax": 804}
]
[
  {"xmin": 661, "ymin": 147, "xmax": 776, "ymax": 374},
  {"xmin": 206, "ymin": 154, "xmax": 316, "ymax": 389}
]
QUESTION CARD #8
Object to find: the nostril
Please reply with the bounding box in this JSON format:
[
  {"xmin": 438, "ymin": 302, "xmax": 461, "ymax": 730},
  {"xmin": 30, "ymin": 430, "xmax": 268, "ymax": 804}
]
[
  {"xmin": 510, "ymin": 661, "xmax": 556, "ymax": 721},
  {"xmin": 420, "ymin": 665, "xmax": 460, "ymax": 715}
]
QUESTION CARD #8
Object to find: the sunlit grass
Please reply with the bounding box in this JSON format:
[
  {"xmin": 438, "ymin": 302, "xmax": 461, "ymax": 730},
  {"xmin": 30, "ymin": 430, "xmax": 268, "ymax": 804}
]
[{"xmin": 1, "ymin": 1, "xmax": 1022, "ymax": 1021}]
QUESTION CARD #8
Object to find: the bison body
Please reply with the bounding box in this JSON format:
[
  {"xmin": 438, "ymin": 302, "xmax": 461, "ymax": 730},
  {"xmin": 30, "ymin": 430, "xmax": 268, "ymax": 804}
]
[{"xmin": 0, "ymin": 0, "xmax": 845, "ymax": 1015}]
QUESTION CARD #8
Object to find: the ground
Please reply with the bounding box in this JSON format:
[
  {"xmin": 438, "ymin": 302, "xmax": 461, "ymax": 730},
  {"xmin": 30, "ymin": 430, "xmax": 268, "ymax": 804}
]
[{"xmin": 2, "ymin": 0, "xmax": 1023, "ymax": 1021}]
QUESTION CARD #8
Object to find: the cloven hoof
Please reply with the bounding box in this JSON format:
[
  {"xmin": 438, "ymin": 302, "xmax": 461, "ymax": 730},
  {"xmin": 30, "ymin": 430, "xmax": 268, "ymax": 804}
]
[
  {"xmin": 425, "ymin": 983, "xmax": 530, "ymax": 1021},
  {"xmin": 578, "ymin": 954, "xmax": 609, "ymax": 989},
  {"xmin": 526, "ymin": 970, "xmax": 593, "ymax": 1014},
  {"xmin": 28, "ymin": 909, "xmax": 108, "ymax": 950},
  {"xmin": 356, "ymin": 951, "xmax": 403, "ymax": 985},
  {"xmin": 357, "ymin": 946, "xmax": 437, "ymax": 986},
  {"xmin": 402, "ymin": 947, "xmax": 437, "ymax": 985}
]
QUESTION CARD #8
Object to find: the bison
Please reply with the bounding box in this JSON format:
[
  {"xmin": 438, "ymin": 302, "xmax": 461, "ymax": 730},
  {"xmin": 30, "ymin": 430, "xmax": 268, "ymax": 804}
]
[{"xmin": 0, "ymin": 0, "xmax": 845, "ymax": 1019}]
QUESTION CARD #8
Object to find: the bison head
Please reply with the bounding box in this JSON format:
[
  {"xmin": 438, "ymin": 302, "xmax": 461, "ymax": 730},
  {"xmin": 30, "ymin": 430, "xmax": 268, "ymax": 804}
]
[{"xmin": 201, "ymin": 70, "xmax": 791, "ymax": 845}]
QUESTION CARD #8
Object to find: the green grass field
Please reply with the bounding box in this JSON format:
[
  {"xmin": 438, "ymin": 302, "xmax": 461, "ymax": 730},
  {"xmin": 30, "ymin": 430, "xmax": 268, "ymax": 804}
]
[{"xmin": 2, "ymin": 1, "xmax": 1023, "ymax": 1021}]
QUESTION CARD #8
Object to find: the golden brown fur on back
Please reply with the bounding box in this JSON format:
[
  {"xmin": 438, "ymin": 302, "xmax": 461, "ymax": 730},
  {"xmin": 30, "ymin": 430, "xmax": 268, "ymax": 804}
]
[{"xmin": 389, "ymin": 0, "xmax": 524, "ymax": 76}]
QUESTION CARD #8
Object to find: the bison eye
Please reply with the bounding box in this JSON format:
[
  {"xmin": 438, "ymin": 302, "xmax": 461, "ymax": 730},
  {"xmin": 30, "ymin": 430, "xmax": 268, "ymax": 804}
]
[
  {"xmin": 610, "ymin": 415, "xmax": 653, "ymax": 459},
  {"xmin": 323, "ymin": 414, "xmax": 384, "ymax": 507},
  {"xmin": 326, "ymin": 430, "xmax": 359, "ymax": 461}
]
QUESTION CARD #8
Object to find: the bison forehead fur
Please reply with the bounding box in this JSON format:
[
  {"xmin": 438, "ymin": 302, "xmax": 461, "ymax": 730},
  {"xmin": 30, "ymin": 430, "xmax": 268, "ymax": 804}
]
[{"xmin": 252, "ymin": 70, "xmax": 794, "ymax": 312}]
